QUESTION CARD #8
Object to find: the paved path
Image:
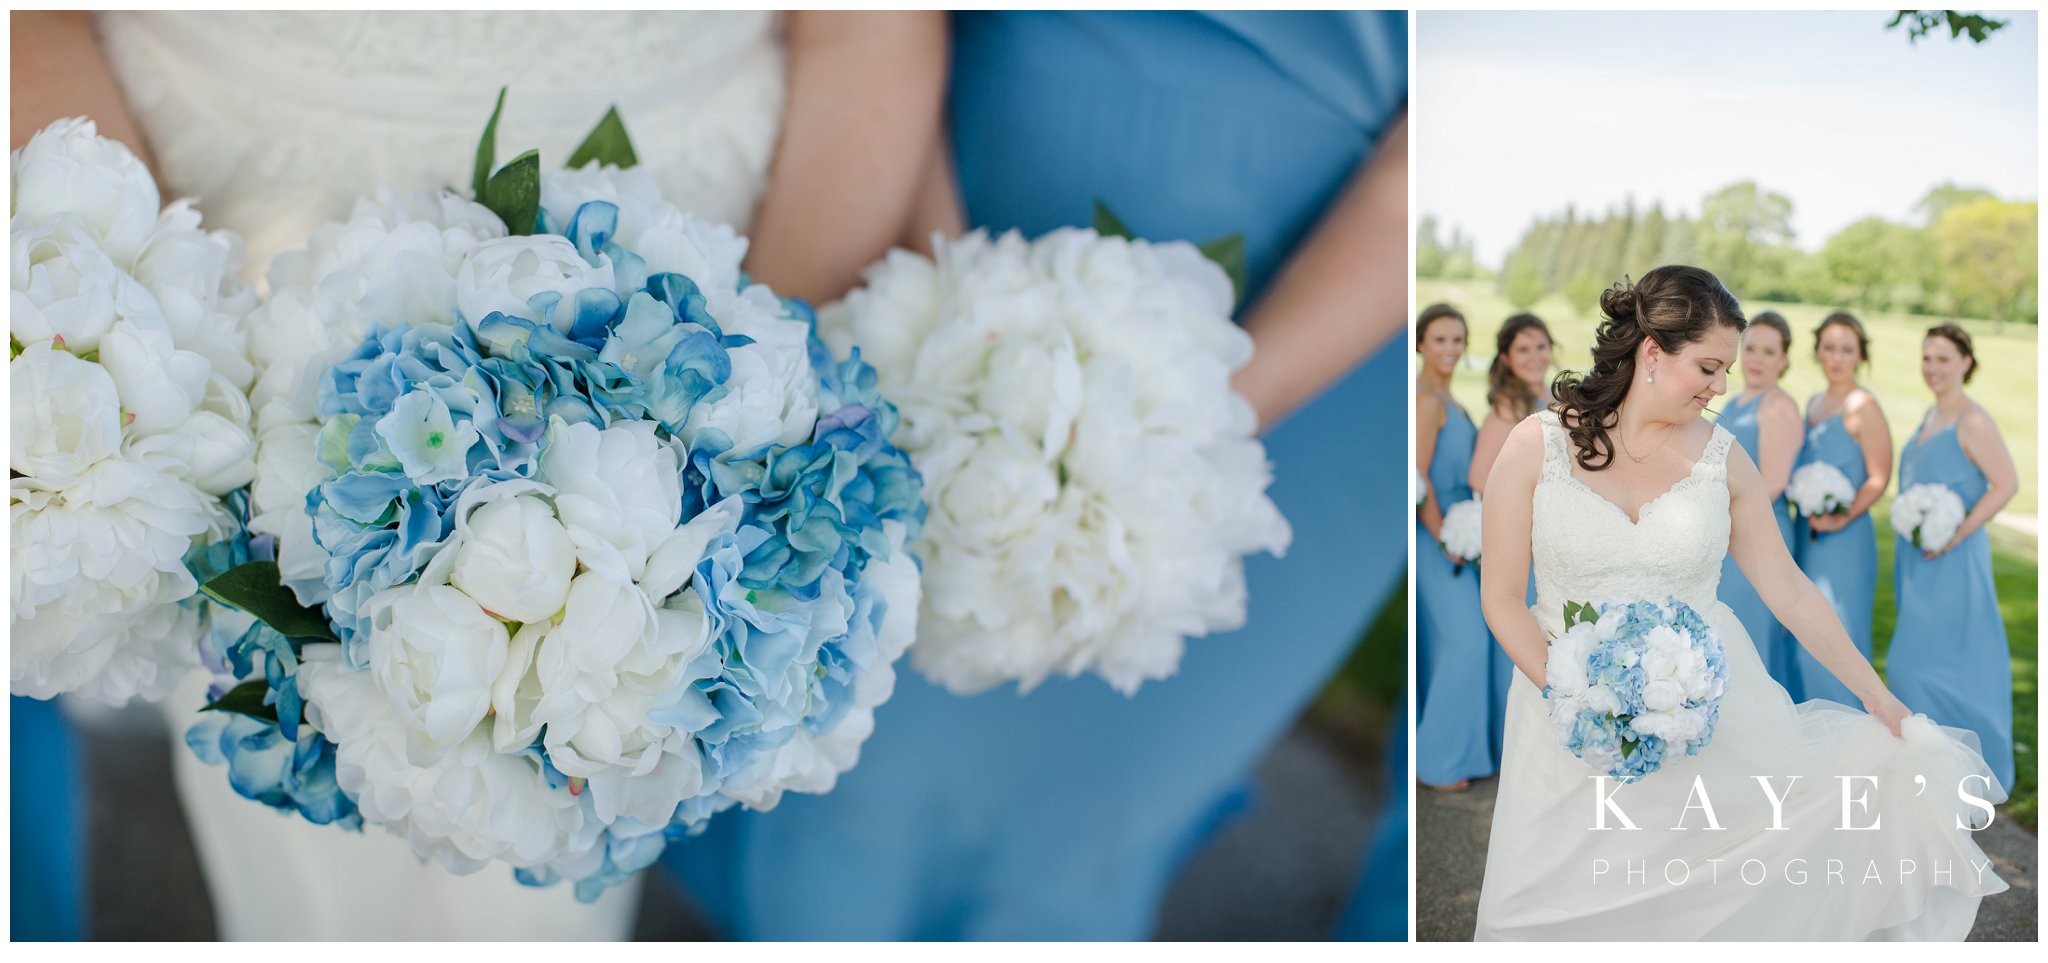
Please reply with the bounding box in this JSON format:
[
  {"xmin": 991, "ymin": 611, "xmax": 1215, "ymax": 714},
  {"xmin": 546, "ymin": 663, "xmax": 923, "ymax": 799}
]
[{"xmin": 1416, "ymin": 774, "xmax": 2038, "ymax": 941}]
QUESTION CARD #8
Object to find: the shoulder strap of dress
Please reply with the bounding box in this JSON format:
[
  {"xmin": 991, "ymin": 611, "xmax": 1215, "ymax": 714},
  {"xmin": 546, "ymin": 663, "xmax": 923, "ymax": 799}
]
[
  {"xmin": 1700, "ymin": 424, "xmax": 1737, "ymax": 479},
  {"xmin": 1536, "ymin": 410, "xmax": 1571, "ymax": 480}
]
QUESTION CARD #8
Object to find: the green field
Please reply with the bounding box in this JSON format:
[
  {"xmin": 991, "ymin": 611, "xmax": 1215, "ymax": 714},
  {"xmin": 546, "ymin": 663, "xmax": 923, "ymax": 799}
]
[
  {"xmin": 1408, "ymin": 275, "xmax": 2039, "ymax": 827},
  {"xmin": 1417, "ymin": 278, "xmax": 2039, "ymax": 516}
]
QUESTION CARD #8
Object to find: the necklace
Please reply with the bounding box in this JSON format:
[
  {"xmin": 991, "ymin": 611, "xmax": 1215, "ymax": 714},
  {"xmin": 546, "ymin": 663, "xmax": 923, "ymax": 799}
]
[{"xmin": 1616, "ymin": 421, "xmax": 1677, "ymax": 464}]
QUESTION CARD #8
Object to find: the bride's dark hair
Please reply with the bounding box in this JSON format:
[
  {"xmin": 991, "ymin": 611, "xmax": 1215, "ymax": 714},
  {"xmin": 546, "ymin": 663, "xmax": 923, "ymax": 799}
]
[{"xmin": 1550, "ymin": 265, "xmax": 1746, "ymax": 471}]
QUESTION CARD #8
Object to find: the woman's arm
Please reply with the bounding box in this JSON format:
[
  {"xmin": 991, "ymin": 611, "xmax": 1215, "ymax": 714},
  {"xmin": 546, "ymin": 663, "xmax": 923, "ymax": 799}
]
[
  {"xmin": 1937, "ymin": 404, "xmax": 2018, "ymax": 555},
  {"xmin": 1467, "ymin": 405, "xmax": 1514, "ymax": 496},
  {"xmin": 1478, "ymin": 417, "xmax": 1548, "ymax": 687},
  {"xmin": 742, "ymin": 11, "xmax": 948, "ymax": 305},
  {"xmin": 1415, "ymin": 390, "xmax": 1447, "ymax": 539},
  {"xmin": 1754, "ymin": 389, "xmax": 1802, "ymax": 501},
  {"xmin": 1810, "ymin": 389, "xmax": 1893, "ymax": 533},
  {"xmin": 1230, "ymin": 113, "xmax": 1408, "ymax": 433},
  {"xmin": 1727, "ymin": 445, "xmax": 1908, "ymax": 735},
  {"xmin": 10, "ymin": 12, "xmax": 151, "ymax": 163}
]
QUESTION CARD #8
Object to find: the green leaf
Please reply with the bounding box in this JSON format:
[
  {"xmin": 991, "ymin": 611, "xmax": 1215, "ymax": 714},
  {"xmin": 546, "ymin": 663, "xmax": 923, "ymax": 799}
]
[
  {"xmin": 473, "ymin": 87, "xmax": 508, "ymax": 202},
  {"xmin": 200, "ymin": 561, "xmax": 337, "ymax": 642},
  {"xmin": 9, "ymin": 334, "xmax": 22, "ymax": 359},
  {"xmin": 203, "ymin": 678, "xmax": 279, "ymax": 723},
  {"xmin": 1091, "ymin": 200, "xmax": 1134, "ymax": 240},
  {"xmin": 1198, "ymin": 232, "xmax": 1248, "ymax": 304},
  {"xmin": 565, "ymin": 105, "xmax": 638, "ymax": 171},
  {"xmin": 485, "ymin": 149, "xmax": 542, "ymax": 236}
]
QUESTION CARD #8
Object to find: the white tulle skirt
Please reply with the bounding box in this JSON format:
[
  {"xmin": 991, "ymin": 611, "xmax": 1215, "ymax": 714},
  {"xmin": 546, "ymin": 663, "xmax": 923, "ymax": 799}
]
[
  {"xmin": 163, "ymin": 674, "xmax": 642, "ymax": 940},
  {"xmin": 1474, "ymin": 600, "xmax": 2009, "ymax": 941}
]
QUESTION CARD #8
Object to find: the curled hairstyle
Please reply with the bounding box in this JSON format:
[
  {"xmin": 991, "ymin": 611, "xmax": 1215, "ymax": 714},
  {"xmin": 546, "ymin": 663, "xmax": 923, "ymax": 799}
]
[
  {"xmin": 1747, "ymin": 311, "xmax": 1793, "ymax": 379},
  {"xmin": 1416, "ymin": 303, "xmax": 1466, "ymax": 348},
  {"xmin": 1814, "ymin": 311, "xmax": 1871, "ymax": 366},
  {"xmin": 1925, "ymin": 322, "xmax": 1978, "ymax": 383},
  {"xmin": 1550, "ymin": 265, "xmax": 1747, "ymax": 471},
  {"xmin": 1487, "ymin": 313, "xmax": 1552, "ymax": 420}
]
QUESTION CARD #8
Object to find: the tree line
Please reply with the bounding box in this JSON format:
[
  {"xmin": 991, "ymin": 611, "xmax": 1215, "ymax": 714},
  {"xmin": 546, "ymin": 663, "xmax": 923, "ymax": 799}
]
[{"xmin": 1419, "ymin": 182, "xmax": 2039, "ymax": 329}]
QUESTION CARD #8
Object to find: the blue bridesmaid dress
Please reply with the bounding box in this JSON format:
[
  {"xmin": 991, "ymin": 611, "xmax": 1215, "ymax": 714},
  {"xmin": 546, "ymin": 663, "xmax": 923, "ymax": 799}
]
[
  {"xmin": 664, "ymin": 11, "xmax": 1408, "ymax": 939},
  {"xmin": 1415, "ymin": 396, "xmax": 1507, "ymax": 786},
  {"xmin": 1884, "ymin": 416, "xmax": 2015, "ymax": 790},
  {"xmin": 1713, "ymin": 391, "xmax": 1800, "ymax": 693},
  {"xmin": 11, "ymin": 697, "xmax": 86, "ymax": 940},
  {"xmin": 1332, "ymin": 699, "xmax": 1407, "ymax": 941},
  {"xmin": 1790, "ymin": 412, "xmax": 1879, "ymax": 705}
]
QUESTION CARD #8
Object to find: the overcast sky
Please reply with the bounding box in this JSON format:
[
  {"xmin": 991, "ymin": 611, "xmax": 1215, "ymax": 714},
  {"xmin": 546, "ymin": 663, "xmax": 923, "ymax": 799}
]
[{"xmin": 1417, "ymin": 10, "xmax": 2039, "ymax": 267}]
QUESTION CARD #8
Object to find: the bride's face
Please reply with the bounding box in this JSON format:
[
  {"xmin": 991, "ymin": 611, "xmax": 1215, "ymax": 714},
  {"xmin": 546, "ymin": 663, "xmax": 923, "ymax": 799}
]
[{"xmin": 1643, "ymin": 326, "xmax": 1738, "ymax": 416}]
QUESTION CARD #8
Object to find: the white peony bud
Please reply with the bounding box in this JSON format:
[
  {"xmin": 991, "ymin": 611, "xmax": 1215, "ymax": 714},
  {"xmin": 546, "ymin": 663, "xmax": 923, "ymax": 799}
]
[
  {"xmin": 10, "ymin": 342, "xmax": 123, "ymax": 486},
  {"xmin": 456, "ymin": 234, "xmax": 615, "ymax": 331}
]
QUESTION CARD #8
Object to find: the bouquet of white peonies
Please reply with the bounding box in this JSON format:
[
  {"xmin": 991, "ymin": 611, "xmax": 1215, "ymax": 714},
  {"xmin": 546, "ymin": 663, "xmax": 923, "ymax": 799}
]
[
  {"xmin": 10, "ymin": 118, "xmax": 259, "ymax": 705},
  {"xmin": 185, "ymin": 96, "xmax": 926, "ymax": 901},
  {"xmin": 1892, "ymin": 482, "xmax": 1967, "ymax": 550},
  {"xmin": 1415, "ymin": 465, "xmax": 1428, "ymax": 507},
  {"xmin": 819, "ymin": 226, "xmax": 1289, "ymax": 696},
  {"xmin": 1439, "ymin": 497, "xmax": 1483, "ymax": 570},
  {"xmin": 1786, "ymin": 462, "xmax": 1855, "ymax": 535}
]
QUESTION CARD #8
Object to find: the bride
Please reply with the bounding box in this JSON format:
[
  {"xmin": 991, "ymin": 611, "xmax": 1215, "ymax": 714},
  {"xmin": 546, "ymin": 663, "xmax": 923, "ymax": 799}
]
[
  {"xmin": 12, "ymin": 9, "xmax": 944, "ymax": 939},
  {"xmin": 1472, "ymin": 265, "xmax": 2008, "ymax": 940}
]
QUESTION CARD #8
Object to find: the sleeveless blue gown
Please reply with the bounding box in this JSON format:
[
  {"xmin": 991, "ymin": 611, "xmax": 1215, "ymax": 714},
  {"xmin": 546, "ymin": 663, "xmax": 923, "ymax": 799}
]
[
  {"xmin": 1885, "ymin": 416, "xmax": 2015, "ymax": 790},
  {"xmin": 1415, "ymin": 398, "xmax": 1507, "ymax": 786},
  {"xmin": 11, "ymin": 697, "xmax": 85, "ymax": 940},
  {"xmin": 663, "ymin": 11, "xmax": 1409, "ymax": 939},
  {"xmin": 1713, "ymin": 391, "xmax": 1800, "ymax": 693},
  {"xmin": 1790, "ymin": 412, "xmax": 1879, "ymax": 705}
]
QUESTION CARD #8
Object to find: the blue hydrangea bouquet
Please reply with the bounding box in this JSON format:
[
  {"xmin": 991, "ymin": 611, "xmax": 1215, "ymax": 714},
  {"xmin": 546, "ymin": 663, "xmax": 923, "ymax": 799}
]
[
  {"xmin": 1540, "ymin": 597, "xmax": 1729, "ymax": 783},
  {"xmin": 185, "ymin": 92, "xmax": 926, "ymax": 901}
]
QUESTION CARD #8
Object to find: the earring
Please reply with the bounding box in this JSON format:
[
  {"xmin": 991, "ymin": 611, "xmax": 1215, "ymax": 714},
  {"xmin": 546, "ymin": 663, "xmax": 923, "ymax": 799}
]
[{"xmin": 1647, "ymin": 368, "xmax": 1655, "ymax": 385}]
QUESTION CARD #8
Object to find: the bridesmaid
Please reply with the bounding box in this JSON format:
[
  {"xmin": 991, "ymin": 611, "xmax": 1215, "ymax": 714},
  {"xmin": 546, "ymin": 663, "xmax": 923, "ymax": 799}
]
[
  {"xmin": 667, "ymin": 10, "xmax": 1410, "ymax": 939},
  {"xmin": 1413, "ymin": 304, "xmax": 1504, "ymax": 789},
  {"xmin": 1468, "ymin": 312, "xmax": 1549, "ymax": 741},
  {"xmin": 1467, "ymin": 314, "xmax": 1555, "ymax": 495},
  {"xmin": 1712, "ymin": 311, "xmax": 1802, "ymax": 692},
  {"xmin": 1885, "ymin": 324, "xmax": 2017, "ymax": 789},
  {"xmin": 1790, "ymin": 312, "xmax": 1892, "ymax": 704}
]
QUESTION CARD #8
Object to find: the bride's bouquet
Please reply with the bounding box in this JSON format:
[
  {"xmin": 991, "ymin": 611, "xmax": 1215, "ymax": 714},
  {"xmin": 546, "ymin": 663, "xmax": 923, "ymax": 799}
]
[
  {"xmin": 1439, "ymin": 497, "xmax": 1483, "ymax": 572},
  {"xmin": 818, "ymin": 225, "xmax": 1289, "ymax": 696},
  {"xmin": 1543, "ymin": 597, "xmax": 1729, "ymax": 783},
  {"xmin": 187, "ymin": 96, "xmax": 926, "ymax": 900},
  {"xmin": 1891, "ymin": 483, "xmax": 1966, "ymax": 550},
  {"xmin": 11, "ymin": 118, "xmax": 259, "ymax": 705},
  {"xmin": 1786, "ymin": 462, "xmax": 1854, "ymax": 538}
]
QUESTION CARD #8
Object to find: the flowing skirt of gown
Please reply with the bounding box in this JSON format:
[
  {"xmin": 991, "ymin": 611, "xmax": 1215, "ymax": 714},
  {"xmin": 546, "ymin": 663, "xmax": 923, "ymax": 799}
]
[{"xmin": 1474, "ymin": 599, "xmax": 2008, "ymax": 940}]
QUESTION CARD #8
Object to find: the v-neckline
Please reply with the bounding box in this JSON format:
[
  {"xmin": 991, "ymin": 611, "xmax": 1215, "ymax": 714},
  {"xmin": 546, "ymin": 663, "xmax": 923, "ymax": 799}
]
[
  {"xmin": 1913, "ymin": 415, "xmax": 1959, "ymax": 449},
  {"xmin": 1559, "ymin": 456, "xmax": 1710, "ymax": 527}
]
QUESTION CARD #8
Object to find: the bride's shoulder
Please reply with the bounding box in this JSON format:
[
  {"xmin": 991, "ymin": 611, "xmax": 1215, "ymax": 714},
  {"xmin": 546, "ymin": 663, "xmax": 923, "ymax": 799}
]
[{"xmin": 1493, "ymin": 412, "xmax": 1555, "ymax": 477}]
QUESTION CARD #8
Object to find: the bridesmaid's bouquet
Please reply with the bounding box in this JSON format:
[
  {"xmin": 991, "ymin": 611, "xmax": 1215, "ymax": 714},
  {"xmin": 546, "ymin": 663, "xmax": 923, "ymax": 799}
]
[
  {"xmin": 1439, "ymin": 498, "xmax": 1484, "ymax": 571},
  {"xmin": 1891, "ymin": 483, "xmax": 1966, "ymax": 550},
  {"xmin": 1786, "ymin": 462, "xmax": 1854, "ymax": 538},
  {"xmin": 10, "ymin": 118, "xmax": 260, "ymax": 705},
  {"xmin": 188, "ymin": 96, "xmax": 925, "ymax": 900},
  {"xmin": 1543, "ymin": 597, "xmax": 1728, "ymax": 783},
  {"xmin": 1414, "ymin": 466, "xmax": 1428, "ymax": 507},
  {"xmin": 819, "ymin": 225, "xmax": 1288, "ymax": 696}
]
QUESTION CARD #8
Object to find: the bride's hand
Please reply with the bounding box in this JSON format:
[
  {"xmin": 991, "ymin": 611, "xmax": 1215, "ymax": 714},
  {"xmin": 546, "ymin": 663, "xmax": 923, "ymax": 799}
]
[{"xmin": 1862, "ymin": 689, "xmax": 1910, "ymax": 737}]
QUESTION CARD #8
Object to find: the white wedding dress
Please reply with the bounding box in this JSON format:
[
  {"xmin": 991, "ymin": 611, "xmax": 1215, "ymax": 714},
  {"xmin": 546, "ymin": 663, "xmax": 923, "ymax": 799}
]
[
  {"xmin": 93, "ymin": 10, "xmax": 788, "ymax": 939},
  {"xmin": 1474, "ymin": 412, "xmax": 2009, "ymax": 940}
]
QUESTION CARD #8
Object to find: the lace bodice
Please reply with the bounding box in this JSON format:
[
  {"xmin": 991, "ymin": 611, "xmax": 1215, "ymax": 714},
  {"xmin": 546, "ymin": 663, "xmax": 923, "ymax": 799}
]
[
  {"xmin": 97, "ymin": 11, "xmax": 787, "ymax": 280},
  {"xmin": 1530, "ymin": 411, "xmax": 1735, "ymax": 627}
]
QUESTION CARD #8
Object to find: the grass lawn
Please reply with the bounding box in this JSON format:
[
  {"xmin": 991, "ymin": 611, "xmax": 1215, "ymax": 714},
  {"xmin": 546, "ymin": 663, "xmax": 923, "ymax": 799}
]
[{"xmin": 1416, "ymin": 277, "xmax": 2039, "ymax": 516}]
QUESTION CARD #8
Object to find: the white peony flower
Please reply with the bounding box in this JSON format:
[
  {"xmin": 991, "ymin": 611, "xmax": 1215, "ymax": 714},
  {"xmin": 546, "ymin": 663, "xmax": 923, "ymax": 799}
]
[
  {"xmin": 10, "ymin": 342, "xmax": 123, "ymax": 487},
  {"xmin": 1439, "ymin": 498, "xmax": 1485, "ymax": 563},
  {"xmin": 1893, "ymin": 482, "xmax": 1967, "ymax": 549},
  {"xmin": 445, "ymin": 483, "xmax": 577, "ymax": 623},
  {"xmin": 96, "ymin": 318, "xmax": 212, "ymax": 435},
  {"xmin": 539, "ymin": 419, "xmax": 682, "ymax": 580},
  {"xmin": 456, "ymin": 234, "xmax": 616, "ymax": 331},
  {"xmin": 360, "ymin": 583, "xmax": 512, "ymax": 763},
  {"xmin": 10, "ymin": 117, "xmax": 160, "ymax": 263},
  {"xmin": 819, "ymin": 227, "xmax": 1285, "ymax": 695},
  {"xmin": 9, "ymin": 216, "xmax": 163, "ymax": 351},
  {"xmin": 1786, "ymin": 462, "xmax": 1855, "ymax": 519}
]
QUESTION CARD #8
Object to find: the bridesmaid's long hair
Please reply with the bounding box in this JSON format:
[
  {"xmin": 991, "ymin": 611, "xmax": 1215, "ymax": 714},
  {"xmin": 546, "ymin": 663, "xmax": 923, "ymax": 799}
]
[
  {"xmin": 1550, "ymin": 265, "xmax": 1747, "ymax": 471},
  {"xmin": 1486, "ymin": 313, "xmax": 1551, "ymax": 420}
]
